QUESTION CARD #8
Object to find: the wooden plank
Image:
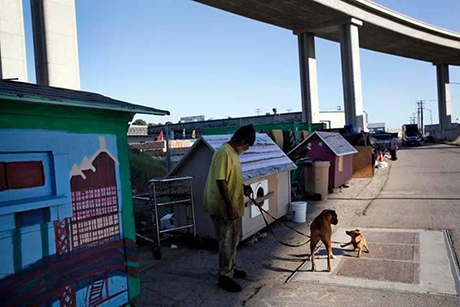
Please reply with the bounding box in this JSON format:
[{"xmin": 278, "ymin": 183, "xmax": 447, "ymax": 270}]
[{"xmin": 352, "ymin": 146, "xmax": 374, "ymax": 178}]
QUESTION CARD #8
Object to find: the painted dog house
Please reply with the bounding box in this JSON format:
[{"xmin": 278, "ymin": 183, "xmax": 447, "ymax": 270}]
[
  {"xmin": 289, "ymin": 131, "xmax": 357, "ymax": 189},
  {"xmin": 169, "ymin": 134, "xmax": 296, "ymax": 240},
  {"xmin": 0, "ymin": 81, "xmax": 169, "ymax": 307}
]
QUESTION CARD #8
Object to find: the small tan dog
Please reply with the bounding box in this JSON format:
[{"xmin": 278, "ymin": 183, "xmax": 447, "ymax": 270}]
[{"xmin": 341, "ymin": 229, "xmax": 370, "ymax": 257}]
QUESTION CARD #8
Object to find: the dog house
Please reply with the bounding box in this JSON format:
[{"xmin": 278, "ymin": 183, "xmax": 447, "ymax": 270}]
[
  {"xmin": 0, "ymin": 81, "xmax": 169, "ymax": 306},
  {"xmin": 169, "ymin": 134, "xmax": 296, "ymax": 240},
  {"xmin": 289, "ymin": 131, "xmax": 357, "ymax": 189}
]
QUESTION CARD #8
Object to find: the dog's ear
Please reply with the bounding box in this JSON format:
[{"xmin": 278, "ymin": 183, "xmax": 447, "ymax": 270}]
[{"xmin": 355, "ymin": 229, "xmax": 360, "ymax": 233}]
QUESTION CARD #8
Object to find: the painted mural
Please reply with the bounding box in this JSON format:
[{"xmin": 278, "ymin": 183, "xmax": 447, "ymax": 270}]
[{"xmin": 0, "ymin": 130, "xmax": 137, "ymax": 307}]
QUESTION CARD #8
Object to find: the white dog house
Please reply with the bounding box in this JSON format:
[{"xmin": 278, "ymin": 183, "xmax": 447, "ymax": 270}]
[{"xmin": 169, "ymin": 134, "xmax": 296, "ymax": 240}]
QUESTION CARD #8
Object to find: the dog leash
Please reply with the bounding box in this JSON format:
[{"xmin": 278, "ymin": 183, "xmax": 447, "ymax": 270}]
[
  {"xmin": 248, "ymin": 196, "xmax": 345, "ymax": 246},
  {"xmin": 249, "ymin": 196, "xmax": 311, "ymax": 247}
]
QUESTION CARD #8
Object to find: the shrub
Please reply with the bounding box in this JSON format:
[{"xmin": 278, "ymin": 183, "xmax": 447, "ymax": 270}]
[{"xmin": 129, "ymin": 150, "xmax": 167, "ymax": 193}]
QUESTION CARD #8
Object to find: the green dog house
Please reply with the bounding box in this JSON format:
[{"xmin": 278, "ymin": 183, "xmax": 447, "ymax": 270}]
[{"xmin": 0, "ymin": 81, "xmax": 169, "ymax": 306}]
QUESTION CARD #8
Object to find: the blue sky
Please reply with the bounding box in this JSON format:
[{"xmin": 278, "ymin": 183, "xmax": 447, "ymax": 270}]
[{"xmin": 22, "ymin": 0, "xmax": 460, "ymax": 129}]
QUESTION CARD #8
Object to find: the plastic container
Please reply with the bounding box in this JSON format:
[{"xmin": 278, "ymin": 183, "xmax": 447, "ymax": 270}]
[
  {"xmin": 291, "ymin": 201, "xmax": 307, "ymax": 223},
  {"xmin": 313, "ymin": 161, "xmax": 330, "ymax": 201},
  {"xmin": 303, "ymin": 161, "xmax": 330, "ymax": 201}
]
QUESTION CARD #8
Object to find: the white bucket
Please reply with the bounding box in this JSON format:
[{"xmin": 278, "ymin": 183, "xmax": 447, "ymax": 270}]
[{"xmin": 291, "ymin": 201, "xmax": 307, "ymax": 223}]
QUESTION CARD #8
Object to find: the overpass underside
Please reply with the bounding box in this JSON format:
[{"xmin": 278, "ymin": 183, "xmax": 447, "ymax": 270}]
[{"xmin": 194, "ymin": 0, "xmax": 460, "ymax": 139}]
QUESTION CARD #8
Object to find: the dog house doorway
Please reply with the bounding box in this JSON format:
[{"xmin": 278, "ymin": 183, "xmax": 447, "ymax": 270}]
[{"xmin": 250, "ymin": 179, "xmax": 269, "ymax": 218}]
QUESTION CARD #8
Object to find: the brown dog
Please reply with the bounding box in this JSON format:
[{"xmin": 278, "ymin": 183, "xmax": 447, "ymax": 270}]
[
  {"xmin": 310, "ymin": 209, "xmax": 338, "ymax": 272},
  {"xmin": 341, "ymin": 229, "xmax": 370, "ymax": 257}
]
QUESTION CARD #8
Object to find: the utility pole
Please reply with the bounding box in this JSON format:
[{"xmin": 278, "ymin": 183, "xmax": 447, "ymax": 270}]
[
  {"xmin": 165, "ymin": 125, "xmax": 171, "ymax": 172},
  {"xmin": 420, "ymin": 100, "xmax": 424, "ymax": 135},
  {"xmin": 416, "ymin": 100, "xmax": 425, "ymax": 134},
  {"xmin": 416, "ymin": 103, "xmax": 420, "ymax": 130},
  {"xmin": 286, "ymin": 108, "xmax": 292, "ymax": 113},
  {"xmin": 411, "ymin": 113, "xmax": 416, "ymax": 124},
  {"xmin": 255, "ymin": 108, "xmax": 261, "ymax": 116}
]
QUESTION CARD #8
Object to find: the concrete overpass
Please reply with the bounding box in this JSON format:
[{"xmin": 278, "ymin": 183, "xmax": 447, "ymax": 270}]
[{"xmin": 193, "ymin": 0, "xmax": 460, "ymax": 139}]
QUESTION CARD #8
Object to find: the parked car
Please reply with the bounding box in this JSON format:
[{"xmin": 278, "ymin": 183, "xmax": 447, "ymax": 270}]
[
  {"xmin": 402, "ymin": 124, "xmax": 422, "ymax": 146},
  {"xmin": 370, "ymin": 133, "xmax": 398, "ymax": 160}
]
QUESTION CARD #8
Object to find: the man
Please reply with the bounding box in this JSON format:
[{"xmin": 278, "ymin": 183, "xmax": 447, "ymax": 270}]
[{"xmin": 203, "ymin": 124, "xmax": 256, "ymax": 292}]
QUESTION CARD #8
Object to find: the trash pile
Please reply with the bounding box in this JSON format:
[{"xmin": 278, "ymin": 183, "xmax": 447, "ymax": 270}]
[{"xmin": 375, "ymin": 152, "xmax": 389, "ymax": 168}]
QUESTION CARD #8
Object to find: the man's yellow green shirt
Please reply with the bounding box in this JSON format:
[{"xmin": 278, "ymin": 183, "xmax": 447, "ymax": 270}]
[{"xmin": 203, "ymin": 143, "xmax": 245, "ymax": 218}]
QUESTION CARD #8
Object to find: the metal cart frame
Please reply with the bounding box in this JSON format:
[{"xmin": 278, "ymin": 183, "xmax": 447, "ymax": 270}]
[{"xmin": 133, "ymin": 176, "xmax": 195, "ymax": 259}]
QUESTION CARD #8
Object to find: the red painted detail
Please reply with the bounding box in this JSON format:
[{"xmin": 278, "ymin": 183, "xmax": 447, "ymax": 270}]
[
  {"xmin": 126, "ymin": 266, "xmax": 139, "ymax": 277},
  {"xmin": 59, "ymin": 283, "xmax": 76, "ymax": 307},
  {"xmin": 54, "ymin": 218, "xmax": 72, "ymax": 255},
  {"xmin": 0, "ymin": 161, "xmax": 44, "ymax": 191},
  {"xmin": 70, "ymin": 152, "xmax": 121, "ymax": 250},
  {"xmin": 71, "ymin": 152, "xmax": 117, "ymax": 189},
  {"xmin": 1, "ymin": 239, "xmax": 133, "ymax": 307},
  {"xmin": 93, "ymin": 289, "xmax": 127, "ymax": 306},
  {"xmin": 0, "ymin": 163, "xmax": 7, "ymax": 190},
  {"xmin": 88, "ymin": 272, "xmax": 107, "ymax": 307}
]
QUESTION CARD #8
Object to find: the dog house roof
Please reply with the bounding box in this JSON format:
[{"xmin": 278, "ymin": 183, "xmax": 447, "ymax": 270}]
[
  {"xmin": 0, "ymin": 80, "xmax": 170, "ymax": 116},
  {"xmin": 171, "ymin": 133, "xmax": 296, "ymax": 180},
  {"xmin": 291, "ymin": 131, "xmax": 357, "ymax": 157}
]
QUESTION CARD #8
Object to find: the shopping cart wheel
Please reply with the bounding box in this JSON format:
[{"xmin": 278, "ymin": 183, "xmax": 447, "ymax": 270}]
[{"xmin": 152, "ymin": 245, "xmax": 161, "ymax": 259}]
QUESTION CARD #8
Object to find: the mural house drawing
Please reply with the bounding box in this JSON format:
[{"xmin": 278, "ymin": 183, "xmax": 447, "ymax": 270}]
[{"xmin": 0, "ymin": 80, "xmax": 169, "ymax": 307}]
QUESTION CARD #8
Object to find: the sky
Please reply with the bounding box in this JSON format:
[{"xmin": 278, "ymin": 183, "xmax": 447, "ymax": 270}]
[{"xmin": 22, "ymin": 0, "xmax": 460, "ymax": 129}]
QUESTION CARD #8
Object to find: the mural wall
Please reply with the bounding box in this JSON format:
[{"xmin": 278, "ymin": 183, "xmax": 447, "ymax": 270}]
[{"xmin": 0, "ymin": 130, "xmax": 136, "ymax": 307}]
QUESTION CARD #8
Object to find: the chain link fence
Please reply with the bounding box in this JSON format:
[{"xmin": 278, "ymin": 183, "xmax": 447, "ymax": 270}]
[{"xmin": 129, "ymin": 148, "xmax": 167, "ymax": 194}]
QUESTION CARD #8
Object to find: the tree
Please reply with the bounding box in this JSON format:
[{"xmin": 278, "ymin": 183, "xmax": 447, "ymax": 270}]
[
  {"xmin": 132, "ymin": 119, "xmax": 147, "ymax": 126},
  {"xmin": 165, "ymin": 121, "xmax": 173, "ymax": 125}
]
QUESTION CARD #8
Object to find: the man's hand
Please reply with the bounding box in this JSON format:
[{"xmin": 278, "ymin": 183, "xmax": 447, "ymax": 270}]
[
  {"xmin": 243, "ymin": 185, "xmax": 253, "ymax": 197},
  {"xmin": 228, "ymin": 206, "xmax": 239, "ymax": 220}
]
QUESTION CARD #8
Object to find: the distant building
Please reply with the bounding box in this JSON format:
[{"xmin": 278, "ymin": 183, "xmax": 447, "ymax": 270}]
[
  {"xmin": 368, "ymin": 122, "xmax": 386, "ymax": 133},
  {"xmin": 317, "ymin": 110, "xmax": 346, "ymax": 129},
  {"xmin": 127, "ymin": 125, "xmax": 153, "ymax": 143},
  {"xmin": 149, "ymin": 109, "xmax": 369, "ymax": 139},
  {"xmin": 180, "ymin": 115, "xmax": 205, "ymax": 123}
]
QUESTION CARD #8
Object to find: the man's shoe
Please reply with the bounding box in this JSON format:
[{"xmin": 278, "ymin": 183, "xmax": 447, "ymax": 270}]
[
  {"xmin": 233, "ymin": 269, "xmax": 247, "ymax": 279},
  {"xmin": 218, "ymin": 275, "xmax": 242, "ymax": 292}
]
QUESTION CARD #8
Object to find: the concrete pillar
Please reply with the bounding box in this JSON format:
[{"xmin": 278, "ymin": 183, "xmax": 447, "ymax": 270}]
[
  {"xmin": 297, "ymin": 32, "xmax": 319, "ymax": 123},
  {"xmin": 0, "ymin": 0, "xmax": 28, "ymax": 81},
  {"xmin": 31, "ymin": 0, "xmax": 80, "ymax": 89},
  {"xmin": 339, "ymin": 18, "xmax": 365, "ymax": 131},
  {"xmin": 436, "ymin": 63, "xmax": 452, "ymax": 139}
]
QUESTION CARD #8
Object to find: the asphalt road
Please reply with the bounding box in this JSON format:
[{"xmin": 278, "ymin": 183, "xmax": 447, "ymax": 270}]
[
  {"xmin": 248, "ymin": 144, "xmax": 460, "ymax": 307},
  {"xmin": 137, "ymin": 144, "xmax": 460, "ymax": 307},
  {"xmin": 360, "ymin": 144, "xmax": 460, "ymax": 256}
]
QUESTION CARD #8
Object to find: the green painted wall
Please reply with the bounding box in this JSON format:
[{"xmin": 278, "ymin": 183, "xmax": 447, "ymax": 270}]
[{"xmin": 0, "ymin": 100, "xmax": 141, "ymax": 301}]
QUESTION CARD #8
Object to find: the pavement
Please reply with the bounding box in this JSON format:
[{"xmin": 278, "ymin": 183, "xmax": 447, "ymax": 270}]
[{"xmin": 136, "ymin": 144, "xmax": 460, "ymax": 307}]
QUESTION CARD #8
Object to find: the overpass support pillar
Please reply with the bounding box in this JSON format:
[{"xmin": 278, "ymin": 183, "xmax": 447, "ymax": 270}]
[
  {"xmin": 297, "ymin": 32, "xmax": 320, "ymax": 124},
  {"xmin": 435, "ymin": 63, "xmax": 452, "ymax": 140},
  {"xmin": 339, "ymin": 19, "xmax": 365, "ymax": 131},
  {"xmin": 0, "ymin": 0, "xmax": 28, "ymax": 81}
]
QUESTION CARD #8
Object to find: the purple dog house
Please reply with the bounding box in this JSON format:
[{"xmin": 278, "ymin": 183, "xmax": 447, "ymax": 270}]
[{"xmin": 291, "ymin": 131, "xmax": 357, "ymax": 189}]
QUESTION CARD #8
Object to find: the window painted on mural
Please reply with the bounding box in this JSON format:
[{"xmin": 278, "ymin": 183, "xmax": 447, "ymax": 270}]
[
  {"xmin": 0, "ymin": 153, "xmax": 53, "ymax": 203},
  {"xmin": 0, "ymin": 161, "xmax": 45, "ymax": 191}
]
